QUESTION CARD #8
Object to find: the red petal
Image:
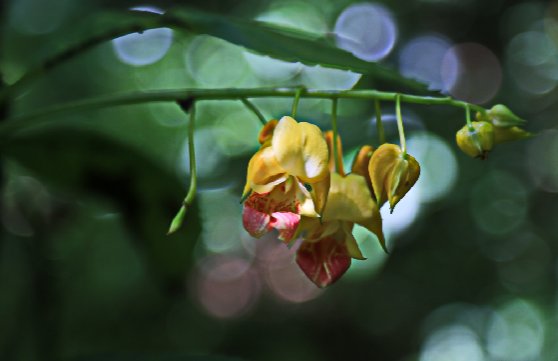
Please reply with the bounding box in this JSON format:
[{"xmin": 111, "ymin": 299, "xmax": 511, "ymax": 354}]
[
  {"xmin": 270, "ymin": 212, "xmax": 300, "ymax": 244},
  {"xmin": 243, "ymin": 204, "xmax": 273, "ymax": 238},
  {"xmin": 296, "ymin": 236, "xmax": 351, "ymax": 288}
]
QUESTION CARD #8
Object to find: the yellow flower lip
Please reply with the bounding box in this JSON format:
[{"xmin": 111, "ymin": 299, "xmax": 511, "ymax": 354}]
[
  {"xmin": 368, "ymin": 143, "xmax": 420, "ymax": 213},
  {"xmin": 456, "ymin": 121, "xmax": 494, "ymax": 160}
]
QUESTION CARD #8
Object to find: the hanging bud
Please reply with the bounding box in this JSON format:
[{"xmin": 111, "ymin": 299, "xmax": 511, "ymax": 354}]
[
  {"xmin": 351, "ymin": 145, "xmax": 376, "ymax": 199},
  {"xmin": 489, "ymin": 104, "xmax": 527, "ymax": 128},
  {"xmin": 368, "ymin": 144, "xmax": 420, "ymax": 212},
  {"xmin": 475, "ymin": 111, "xmax": 492, "ymax": 123},
  {"xmin": 258, "ymin": 119, "xmax": 279, "ymax": 144},
  {"xmin": 456, "ymin": 121, "xmax": 495, "ymax": 160},
  {"xmin": 494, "ymin": 126, "xmax": 536, "ymax": 145}
]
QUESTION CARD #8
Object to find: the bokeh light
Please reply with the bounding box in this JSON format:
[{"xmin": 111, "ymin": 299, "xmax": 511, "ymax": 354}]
[
  {"xmin": 244, "ymin": 52, "xmax": 303, "ymax": 82},
  {"xmin": 334, "ymin": 3, "xmax": 397, "ymax": 62},
  {"xmin": 442, "ymin": 43, "xmax": 502, "ymax": 104},
  {"xmin": 196, "ymin": 257, "xmax": 260, "ymax": 319},
  {"xmin": 486, "ymin": 299, "xmax": 544, "ymax": 361},
  {"xmin": 186, "ymin": 35, "xmax": 248, "ymax": 87},
  {"xmin": 300, "ymin": 65, "xmax": 362, "ymax": 90},
  {"xmin": 399, "ymin": 35, "xmax": 453, "ymax": 91},
  {"xmin": 420, "ymin": 325, "xmax": 484, "ymax": 361},
  {"xmin": 528, "ymin": 129, "xmax": 558, "ymax": 192},
  {"xmin": 112, "ymin": 7, "xmax": 173, "ymax": 67}
]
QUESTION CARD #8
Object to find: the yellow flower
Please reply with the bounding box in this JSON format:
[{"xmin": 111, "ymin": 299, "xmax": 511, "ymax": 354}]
[
  {"xmin": 368, "ymin": 143, "xmax": 420, "ymax": 212},
  {"xmin": 456, "ymin": 121, "xmax": 495, "ymax": 160},
  {"xmin": 242, "ymin": 116, "xmax": 330, "ymax": 244},
  {"xmin": 295, "ymin": 132, "xmax": 384, "ymax": 288}
]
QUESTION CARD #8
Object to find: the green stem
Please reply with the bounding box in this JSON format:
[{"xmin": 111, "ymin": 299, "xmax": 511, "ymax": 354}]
[
  {"xmin": 465, "ymin": 103, "xmax": 474, "ymax": 132},
  {"xmin": 395, "ymin": 94, "xmax": 407, "ymax": 156},
  {"xmin": 241, "ymin": 98, "xmax": 267, "ymax": 125},
  {"xmin": 168, "ymin": 101, "xmax": 197, "ymax": 235},
  {"xmin": 375, "ymin": 99, "xmax": 385, "ymax": 145},
  {"xmin": 1, "ymin": 88, "xmax": 487, "ymax": 137},
  {"xmin": 331, "ymin": 97, "xmax": 342, "ymax": 174},
  {"xmin": 291, "ymin": 86, "xmax": 305, "ymax": 118}
]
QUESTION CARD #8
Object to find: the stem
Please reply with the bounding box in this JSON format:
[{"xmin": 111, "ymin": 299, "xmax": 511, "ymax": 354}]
[
  {"xmin": 331, "ymin": 98, "xmax": 342, "ymax": 174},
  {"xmin": 241, "ymin": 98, "xmax": 267, "ymax": 125},
  {"xmin": 168, "ymin": 101, "xmax": 197, "ymax": 235},
  {"xmin": 1, "ymin": 88, "xmax": 487, "ymax": 138},
  {"xmin": 395, "ymin": 94, "xmax": 407, "ymax": 156},
  {"xmin": 375, "ymin": 99, "xmax": 385, "ymax": 145},
  {"xmin": 465, "ymin": 103, "xmax": 474, "ymax": 132},
  {"xmin": 291, "ymin": 86, "xmax": 305, "ymax": 118}
]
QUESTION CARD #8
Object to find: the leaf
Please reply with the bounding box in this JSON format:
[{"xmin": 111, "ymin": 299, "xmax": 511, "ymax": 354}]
[
  {"xmin": 0, "ymin": 125, "xmax": 200, "ymax": 292},
  {"xmin": 164, "ymin": 8, "xmax": 429, "ymax": 93}
]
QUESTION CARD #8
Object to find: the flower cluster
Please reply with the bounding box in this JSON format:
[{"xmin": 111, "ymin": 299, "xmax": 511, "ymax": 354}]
[
  {"xmin": 242, "ymin": 116, "xmax": 420, "ymax": 288},
  {"xmin": 456, "ymin": 104, "xmax": 535, "ymax": 160}
]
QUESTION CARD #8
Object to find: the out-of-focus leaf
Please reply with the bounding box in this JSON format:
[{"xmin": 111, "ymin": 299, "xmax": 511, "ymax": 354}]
[
  {"xmin": 164, "ymin": 8, "xmax": 429, "ymax": 93},
  {"xmin": 0, "ymin": 125, "xmax": 200, "ymax": 292},
  {"xmin": 72, "ymin": 354, "xmax": 245, "ymax": 361}
]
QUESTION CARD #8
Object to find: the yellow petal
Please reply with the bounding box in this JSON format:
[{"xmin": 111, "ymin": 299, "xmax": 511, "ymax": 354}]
[
  {"xmin": 368, "ymin": 144, "xmax": 400, "ymax": 208},
  {"xmin": 494, "ymin": 126, "xmax": 536, "ymax": 145},
  {"xmin": 258, "ymin": 119, "xmax": 279, "ymax": 144},
  {"xmin": 322, "ymin": 173, "xmax": 374, "ymax": 224},
  {"xmin": 387, "ymin": 154, "xmax": 420, "ymax": 211},
  {"xmin": 272, "ymin": 116, "xmax": 329, "ymax": 183},
  {"xmin": 302, "ymin": 219, "xmax": 340, "ymax": 242},
  {"xmin": 243, "ymin": 144, "xmax": 285, "ymax": 197},
  {"xmin": 342, "ymin": 222, "xmax": 366, "ymax": 260},
  {"xmin": 309, "ymin": 172, "xmax": 330, "ymax": 217},
  {"xmin": 456, "ymin": 121, "xmax": 494, "ymax": 160},
  {"xmin": 358, "ymin": 203, "xmax": 387, "ymax": 253},
  {"xmin": 295, "ymin": 178, "xmax": 318, "ymax": 217}
]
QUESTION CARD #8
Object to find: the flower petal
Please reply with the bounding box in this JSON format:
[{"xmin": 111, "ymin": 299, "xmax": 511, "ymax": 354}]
[
  {"xmin": 342, "ymin": 222, "xmax": 366, "ymax": 260},
  {"xmin": 358, "ymin": 205, "xmax": 387, "ymax": 253},
  {"xmin": 351, "ymin": 145, "xmax": 376, "ymax": 199},
  {"xmin": 243, "ymin": 144, "xmax": 285, "ymax": 198},
  {"xmin": 295, "ymin": 179, "xmax": 318, "ymax": 217},
  {"xmin": 272, "ymin": 116, "xmax": 329, "ymax": 182},
  {"xmin": 309, "ymin": 172, "xmax": 330, "ymax": 217},
  {"xmin": 242, "ymin": 204, "xmax": 273, "ymax": 238},
  {"xmin": 324, "ymin": 131, "xmax": 345, "ymax": 176},
  {"xmin": 296, "ymin": 236, "xmax": 351, "ymax": 288},
  {"xmin": 368, "ymin": 144, "xmax": 400, "ymax": 207},
  {"xmin": 270, "ymin": 212, "xmax": 301, "ymax": 244},
  {"xmin": 322, "ymin": 173, "xmax": 374, "ymax": 224}
]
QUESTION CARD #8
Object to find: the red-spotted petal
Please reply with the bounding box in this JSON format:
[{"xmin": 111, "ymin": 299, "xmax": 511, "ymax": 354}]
[
  {"xmin": 270, "ymin": 212, "xmax": 300, "ymax": 244},
  {"xmin": 296, "ymin": 236, "xmax": 351, "ymax": 288},
  {"xmin": 243, "ymin": 204, "xmax": 273, "ymax": 238}
]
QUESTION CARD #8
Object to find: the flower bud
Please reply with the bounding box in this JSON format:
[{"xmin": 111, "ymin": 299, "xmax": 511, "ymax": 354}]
[
  {"xmin": 494, "ymin": 126, "xmax": 535, "ymax": 145},
  {"xmin": 489, "ymin": 104, "xmax": 526, "ymax": 128},
  {"xmin": 258, "ymin": 119, "xmax": 279, "ymax": 144},
  {"xmin": 368, "ymin": 144, "xmax": 420, "ymax": 212},
  {"xmin": 456, "ymin": 121, "xmax": 494, "ymax": 160},
  {"xmin": 351, "ymin": 145, "xmax": 375, "ymax": 199}
]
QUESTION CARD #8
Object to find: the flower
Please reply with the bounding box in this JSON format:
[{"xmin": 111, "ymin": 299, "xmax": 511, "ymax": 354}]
[
  {"xmin": 368, "ymin": 143, "xmax": 420, "ymax": 212},
  {"xmin": 475, "ymin": 109, "xmax": 535, "ymax": 146},
  {"xmin": 456, "ymin": 121, "xmax": 495, "ymax": 160},
  {"xmin": 242, "ymin": 116, "xmax": 330, "ymax": 244},
  {"xmin": 295, "ymin": 132, "xmax": 385, "ymax": 288}
]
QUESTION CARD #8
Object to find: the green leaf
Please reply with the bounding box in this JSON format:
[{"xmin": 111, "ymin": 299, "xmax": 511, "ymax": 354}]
[
  {"xmin": 164, "ymin": 8, "xmax": 429, "ymax": 93},
  {"xmin": 0, "ymin": 125, "xmax": 200, "ymax": 291}
]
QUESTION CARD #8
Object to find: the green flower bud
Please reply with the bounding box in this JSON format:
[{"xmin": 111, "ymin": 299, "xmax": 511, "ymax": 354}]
[
  {"xmin": 494, "ymin": 126, "xmax": 536, "ymax": 145},
  {"xmin": 489, "ymin": 104, "xmax": 527, "ymax": 128},
  {"xmin": 456, "ymin": 121, "xmax": 495, "ymax": 160}
]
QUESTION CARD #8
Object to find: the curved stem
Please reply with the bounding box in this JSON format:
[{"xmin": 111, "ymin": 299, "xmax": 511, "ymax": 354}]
[
  {"xmin": 291, "ymin": 86, "xmax": 305, "ymax": 119},
  {"xmin": 395, "ymin": 94, "xmax": 407, "ymax": 156},
  {"xmin": 331, "ymin": 97, "xmax": 342, "ymax": 174},
  {"xmin": 465, "ymin": 103, "xmax": 474, "ymax": 132},
  {"xmin": 1, "ymin": 88, "xmax": 488, "ymax": 138},
  {"xmin": 168, "ymin": 101, "xmax": 197, "ymax": 235},
  {"xmin": 241, "ymin": 98, "xmax": 267, "ymax": 125},
  {"xmin": 375, "ymin": 99, "xmax": 385, "ymax": 145}
]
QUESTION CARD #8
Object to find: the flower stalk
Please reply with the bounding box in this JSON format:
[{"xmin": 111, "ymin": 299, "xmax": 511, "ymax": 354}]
[
  {"xmin": 291, "ymin": 86, "xmax": 306, "ymax": 119},
  {"xmin": 395, "ymin": 94, "xmax": 407, "ymax": 157},
  {"xmin": 241, "ymin": 98, "xmax": 267, "ymax": 125},
  {"xmin": 331, "ymin": 97, "xmax": 342, "ymax": 174},
  {"xmin": 375, "ymin": 99, "xmax": 385, "ymax": 145},
  {"xmin": 168, "ymin": 100, "xmax": 197, "ymax": 235}
]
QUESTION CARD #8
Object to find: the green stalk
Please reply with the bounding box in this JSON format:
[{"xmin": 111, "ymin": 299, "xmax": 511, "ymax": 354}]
[
  {"xmin": 1, "ymin": 88, "xmax": 488, "ymax": 138},
  {"xmin": 241, "ymin": 98, "xmax": 267, "ymax": 125},
  {"xmin": 465, "ymin": 103, "xmax": 474, "ymax": 132},
  {"xmin": 291, "ymin": 87, "xmax": 305, "ymax": 118},
  {"xmin": 168, "ymin": 101, "xmax": 197, "ymax": 235},
  {"xmin": 331, "ymin": 97, "xmax": 342, "ymax": 174},
  {"xmin": 395, "ymin": 94, "xmax": 407, "ymax": 156},
  {"xmin": 375, "ymin": 99, "xmax": 385, "ymax": 145}
]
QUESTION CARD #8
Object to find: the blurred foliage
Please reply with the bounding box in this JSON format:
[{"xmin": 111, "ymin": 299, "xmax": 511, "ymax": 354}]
[{"xmin": 0, "ymin": 0, "xmax": 557, "ymax": 361}]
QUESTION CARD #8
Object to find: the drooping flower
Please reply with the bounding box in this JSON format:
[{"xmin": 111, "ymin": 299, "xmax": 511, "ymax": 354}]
[
  {"xmin": 368, "ymin": 143, "xmax": 420, "ymax": 212},
  {"xmin": 475, "ymin": 109, "xmax": 535, "ymax": 146},
  {"xmin": 295, "ymin": 132, "xmax": 385, "ymax": 288},
  {"xmin": 242, "ymin": 116, "xmax": 330, "ymax": 244},
  {"xmin": 456, "ymin": 121, "xmax": 495, "ymax": 160}
]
